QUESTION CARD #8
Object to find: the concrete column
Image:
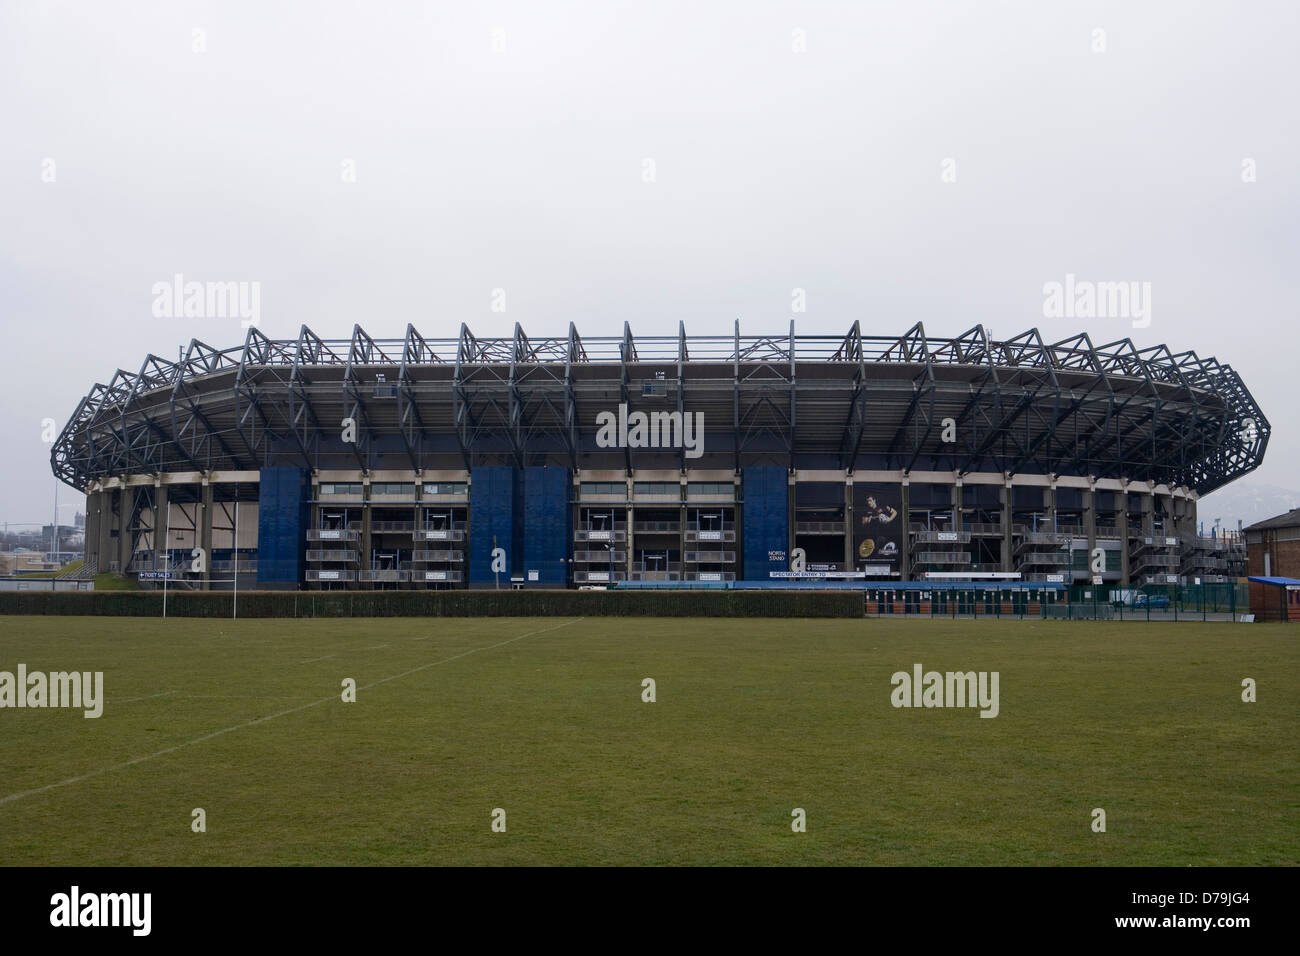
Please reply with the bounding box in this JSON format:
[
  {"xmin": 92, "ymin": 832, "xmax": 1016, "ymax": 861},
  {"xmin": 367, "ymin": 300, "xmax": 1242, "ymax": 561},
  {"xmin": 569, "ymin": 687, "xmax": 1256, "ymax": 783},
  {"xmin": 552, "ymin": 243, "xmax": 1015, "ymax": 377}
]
[
  {"xmin": 96, "ymin": 490, "xmax": 113, "ymax": 571},
  {"xmin": 1136, "ymin": 491, "xmax": 1155, "ymax": 585},
  {"xmin": 951, "ymin": 481, "xmax": 964, "ymax": 532},
  {"xmin": 1000, "ymin": 485, "xmax": 1012, "ymax": 572},
  {"xmin": 679, "ymin": 493, "xmax": 687, "ymax": 585},
  {"xmin": 724, "ymin": 501, "xmax": 734, "ymax": 583},
  {"xmin": 1084, "ymin": 488, "xmax": 1097, "ymax": 580},
  {"xmin": 305, "ymin": 480, "xmax": 318, "ymax": 590},
  {"xmin": 118, "ymin": 489, "xmax": 134, "ymax": 573},
  {"xmin": 1174, "ymin": 495, "xmax": 1188, "ymax": 583},
  {"xmin": 200, "ymin": 480, "xmax": 213, "ymax": 589},
  {"xmin": 1119, "ymin": 497, "xmax": 1131, "ymax": 586},
  {"xmin": 82, "ymin": 492, "xmax": 97, "ymax": 567},
  {"xmin": 620, "ymin": 475, "xmax": 632, "ymax": 583},
  {"xmin": 81, "ymin": 492, "xmax": 96, "ymax": 568},
  {"xmin": 625, "ymin": 502, "xmax": 634, "ymax": 580},
  {"xmin": 361, "ymin": 479, "xmax": 372, "ymax": 589},
  {"xmin": 1045, "ymin": 485, "xmax": 1056, "ymax": 532},
  {"xmin": 900, "ymin": 482, "xmax": 911, "ymax": 582},
  {"xmin": 844, "ymin": 481, "xmax": 854, "ymax": 570},
  {"xmin": 410, "ymin": 481, "xmax": 419, "ymax": 589},
  {"xmin": 154, "ymin": 484, "xmax": 169, "ymax": 577}
]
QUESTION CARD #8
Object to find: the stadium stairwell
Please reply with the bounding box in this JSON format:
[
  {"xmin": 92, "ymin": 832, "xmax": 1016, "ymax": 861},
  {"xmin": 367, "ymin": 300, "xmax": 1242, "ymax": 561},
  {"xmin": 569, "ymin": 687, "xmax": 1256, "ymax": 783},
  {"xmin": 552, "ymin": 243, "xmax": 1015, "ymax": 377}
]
[
  {"xmin": 742, "ymin": 465, "xmax": 789, "ymax": 581},
  {"xmin": 256, "ymin": 466, "xmax": 309, "ymax": 588},
  {"xmin": 469, "ymin": 466, "xmax": 573, "ymax": 587},
  {"xmin": 523, "ymin": 466, "xmax": 572, "ymax": 587},
  {"xmin": 468, "ymin": 466, "xmax": 518, "ymax": 587}
]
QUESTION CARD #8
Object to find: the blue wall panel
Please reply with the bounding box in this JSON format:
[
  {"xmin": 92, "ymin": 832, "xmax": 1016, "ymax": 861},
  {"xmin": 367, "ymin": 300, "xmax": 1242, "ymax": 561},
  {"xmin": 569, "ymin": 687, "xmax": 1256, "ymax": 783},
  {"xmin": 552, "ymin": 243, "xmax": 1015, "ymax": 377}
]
[
  {"xmin": 742, "ymin": 465, "xmax": 789, "ymax": 581},
  {"xmin": 523, "ymin": 466, "xmax": 571, "ymax": 587},
  {"xmin": 257, "ymin": 466, "xmax": 308, "ymax": 586},
  {"xmin": 469, "ymin": 466, "xmax": 517, "ymax": 586}
]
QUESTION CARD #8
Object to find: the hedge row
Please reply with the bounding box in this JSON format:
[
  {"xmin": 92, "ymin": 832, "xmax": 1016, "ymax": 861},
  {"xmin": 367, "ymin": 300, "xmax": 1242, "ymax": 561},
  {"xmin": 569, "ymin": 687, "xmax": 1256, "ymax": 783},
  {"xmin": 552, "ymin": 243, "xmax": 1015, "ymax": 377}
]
[{"xmin": 0, "ymin": 589, "xmax": 864, "ymax": 619}]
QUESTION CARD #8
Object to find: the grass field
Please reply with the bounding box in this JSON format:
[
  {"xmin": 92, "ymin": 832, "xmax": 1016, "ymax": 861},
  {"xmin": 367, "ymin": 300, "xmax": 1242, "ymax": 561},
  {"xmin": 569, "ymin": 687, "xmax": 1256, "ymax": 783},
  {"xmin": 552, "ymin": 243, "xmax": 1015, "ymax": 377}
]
[{"xmin": 0, "ymin": 615, "xmax": 1295, "ymax": 866}]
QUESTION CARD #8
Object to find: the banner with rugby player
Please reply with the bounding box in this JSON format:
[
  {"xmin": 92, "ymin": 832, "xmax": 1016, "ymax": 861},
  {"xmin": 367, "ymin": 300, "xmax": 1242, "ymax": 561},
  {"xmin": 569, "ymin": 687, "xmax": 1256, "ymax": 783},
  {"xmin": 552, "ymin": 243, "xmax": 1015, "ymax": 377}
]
[{"xmin": 852, "ymin": 483, "xmax": 903, "ymax": 573}]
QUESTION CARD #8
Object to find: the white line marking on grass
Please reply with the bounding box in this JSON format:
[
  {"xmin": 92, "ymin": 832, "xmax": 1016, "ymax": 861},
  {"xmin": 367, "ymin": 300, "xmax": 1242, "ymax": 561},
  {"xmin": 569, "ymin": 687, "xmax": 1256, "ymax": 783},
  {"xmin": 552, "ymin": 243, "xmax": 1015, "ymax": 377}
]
[
  {"xmin": 359, "ymin": 644, "xmax": 389, "ymax": 650},
  {"xmin": 114, "ymin": 691, "xmax": 176, "ymax": 704},
  {"xmin": 298, "ymin": 655, "xmax": 336, "ymax": 664},
  {"xmin": 353, "ymin": 619, "xmax": 582, "ymax": 692},
  {"xmin": 173, "ymin": 694, "xmax": 322, "ymax": 701},
  {"xmin": 0, "ymin": 618, "xmax": 583, "ymax": 807}
]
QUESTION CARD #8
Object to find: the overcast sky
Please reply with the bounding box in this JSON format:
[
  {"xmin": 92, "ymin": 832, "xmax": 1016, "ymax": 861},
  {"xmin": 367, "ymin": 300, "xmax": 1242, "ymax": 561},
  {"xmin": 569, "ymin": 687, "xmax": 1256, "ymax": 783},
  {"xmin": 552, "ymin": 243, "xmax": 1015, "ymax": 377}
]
[{"xmin": 2, "ymin": 0, "xmax": 1296, "ymax": 528}]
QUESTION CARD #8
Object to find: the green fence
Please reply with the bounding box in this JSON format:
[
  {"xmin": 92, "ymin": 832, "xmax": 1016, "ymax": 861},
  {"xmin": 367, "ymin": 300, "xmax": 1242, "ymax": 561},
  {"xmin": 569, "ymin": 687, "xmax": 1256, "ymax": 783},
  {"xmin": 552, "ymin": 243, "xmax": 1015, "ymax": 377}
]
[
  {"xmin": 1062, "ymin": 582, "xmax": 1245, "ymax": 621},
  {"xmin": 0, "ymin": 588, "xmax": 864, "ymax": 619}
]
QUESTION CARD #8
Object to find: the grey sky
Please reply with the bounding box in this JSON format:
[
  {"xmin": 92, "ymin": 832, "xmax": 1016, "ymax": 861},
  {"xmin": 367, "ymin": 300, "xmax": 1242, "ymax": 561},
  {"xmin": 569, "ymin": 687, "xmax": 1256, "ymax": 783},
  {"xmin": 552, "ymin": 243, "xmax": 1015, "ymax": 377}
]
[{"xmin": 2, "ymin": 0, "xmax": 1296, "ymax": 527}]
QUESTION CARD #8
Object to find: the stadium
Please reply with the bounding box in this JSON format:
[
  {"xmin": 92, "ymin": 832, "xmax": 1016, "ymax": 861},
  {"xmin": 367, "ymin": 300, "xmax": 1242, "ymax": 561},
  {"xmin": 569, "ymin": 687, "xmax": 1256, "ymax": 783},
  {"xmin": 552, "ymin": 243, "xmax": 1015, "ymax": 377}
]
[{"xmin": 53, "ymin": 321, "xmax": 1268, "ymax": 594}]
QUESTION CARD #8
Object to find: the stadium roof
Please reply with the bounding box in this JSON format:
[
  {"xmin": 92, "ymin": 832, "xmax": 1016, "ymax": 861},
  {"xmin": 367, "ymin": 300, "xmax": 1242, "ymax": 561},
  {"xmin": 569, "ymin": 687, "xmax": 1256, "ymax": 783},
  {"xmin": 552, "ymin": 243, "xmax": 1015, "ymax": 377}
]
[{"xmin": 52, "ymin": 321, "xmax": 1269, "ymax": 495}]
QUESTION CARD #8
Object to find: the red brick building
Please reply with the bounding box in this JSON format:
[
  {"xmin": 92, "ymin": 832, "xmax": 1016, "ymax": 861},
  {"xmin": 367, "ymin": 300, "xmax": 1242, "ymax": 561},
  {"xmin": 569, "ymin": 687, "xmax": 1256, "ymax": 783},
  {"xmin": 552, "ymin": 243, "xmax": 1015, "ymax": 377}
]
[{"xmin": 1244, "ymin": 508, "xmax": 1300, "ymax": 578}]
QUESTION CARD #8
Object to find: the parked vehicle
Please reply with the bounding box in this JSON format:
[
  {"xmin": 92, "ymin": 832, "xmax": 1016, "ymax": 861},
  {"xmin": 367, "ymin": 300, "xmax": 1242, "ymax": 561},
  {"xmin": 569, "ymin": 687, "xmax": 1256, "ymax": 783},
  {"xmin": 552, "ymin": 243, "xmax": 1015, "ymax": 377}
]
[
  {"xmin": 1111, "ymin": 588, "xmax": 1140, "ymax": 608},
  {"xmin": 1134, "ymin": 593, "xmax": 1171, "ymax": 609}
]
